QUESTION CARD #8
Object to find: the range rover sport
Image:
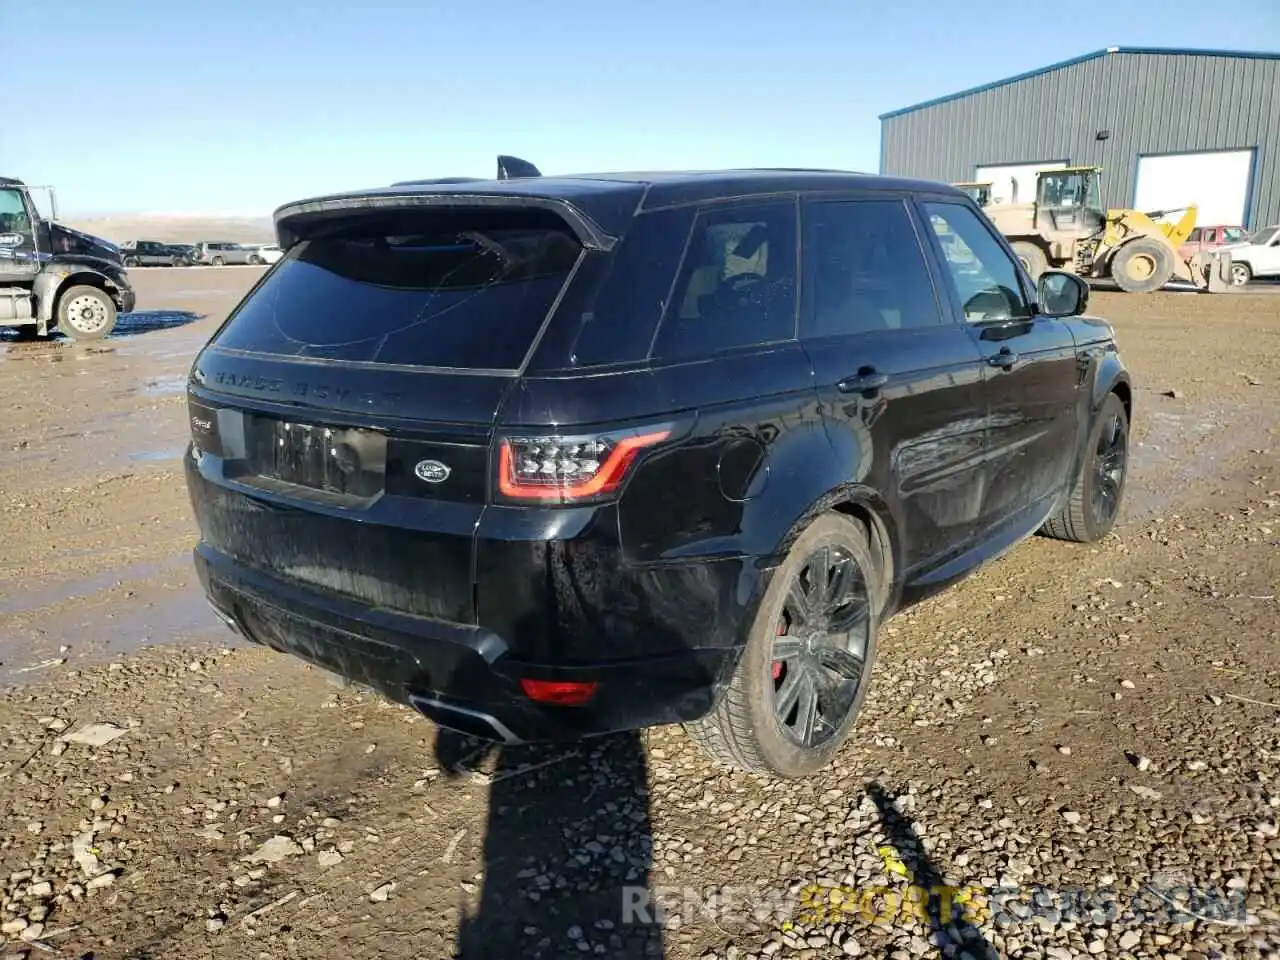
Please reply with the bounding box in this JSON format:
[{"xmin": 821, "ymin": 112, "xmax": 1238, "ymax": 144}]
[{"xmin": 184, "ymin": 166, "xmax": 1132, "ymax": 778}]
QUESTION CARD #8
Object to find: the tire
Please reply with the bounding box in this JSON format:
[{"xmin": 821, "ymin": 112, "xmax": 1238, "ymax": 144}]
[
  {"xmin": 170, "ymin": 256, "xmax": 182, "ymax": 268},
  {"xmin": 249, "ymin": 255, "xmax": 264, "ymax": 266},
  {"xmin": 55, "ymin": 285, "xmax": 117, "ymax": 341},
  {"xmin": 1230, "ymin": 262, "xmax": 1252, "ymax": 287},
  {"xmin": 1010, "ymin": 241, "xmax": 1048, "ymax": 282},
  {"xmin": 684, "ymin": 514, "xmax": 880, "ymax": 777},
  {"xmin": 1041, "ymin": 391, "xmax": 1129, "ymax": 543},
  {"xmin": 124, "ymin": 256, "xmax": 139, "ymax": 268},
  {"xmin": 212, "ymin": 256, "xmax": 225, "ymax": 266},
  {"xmin": 1111, "ymin": 239, "xmax": 1173, "ymax": 294}
]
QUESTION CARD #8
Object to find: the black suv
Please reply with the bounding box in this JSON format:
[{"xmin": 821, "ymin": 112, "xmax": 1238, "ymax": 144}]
[
  {"xmin": 184, "ymin": 168, "xmax": 1132, "ymax": 777},
  {"xmin": 122, "ymin": 240, "xmax": 190, "ymax": 267}
]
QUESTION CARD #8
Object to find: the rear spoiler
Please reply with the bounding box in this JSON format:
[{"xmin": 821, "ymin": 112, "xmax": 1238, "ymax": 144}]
[
  {"xmin": 273, "ymin": 193, "xmax": 616, "ymax": 252},
  {"xmin": 391, "ymin": 155, "xmax": 542, "ymax": 188},
  {"xmin": 274, "ymin": 155, "xmax": 624, "ymax": 250}
]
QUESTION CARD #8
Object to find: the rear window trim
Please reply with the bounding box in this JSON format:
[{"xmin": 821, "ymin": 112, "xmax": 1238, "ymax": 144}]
[{"xmin": 202, "ymin": 345, "xmax": 525, "ymax": 378}]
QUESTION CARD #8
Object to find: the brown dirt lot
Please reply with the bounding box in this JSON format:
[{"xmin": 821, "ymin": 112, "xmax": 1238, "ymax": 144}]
[{"xmin": 0, "ymin": 273, "xmax": 1278, "ymax": 960}]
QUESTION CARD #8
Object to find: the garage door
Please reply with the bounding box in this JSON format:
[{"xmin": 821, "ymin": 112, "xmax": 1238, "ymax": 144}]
[
  {"xmin": 975, "ymin": 161, "xmax": 1067, "ymax": 206},
  {"xmin": 1134, "ymin": 150, "xmax": 1253, "ymax": 227}
]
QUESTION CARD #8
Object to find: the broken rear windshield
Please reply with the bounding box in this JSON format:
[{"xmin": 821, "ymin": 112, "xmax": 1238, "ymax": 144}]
[{"xmin": 211, "ymin": 211, "xmax": 582, "ymax": 370}]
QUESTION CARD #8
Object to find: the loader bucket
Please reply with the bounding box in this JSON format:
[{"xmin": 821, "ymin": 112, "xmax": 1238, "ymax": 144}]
[{"xmin": 1190, "ymin": 249, "xmax": 1233, "ymax": 292}]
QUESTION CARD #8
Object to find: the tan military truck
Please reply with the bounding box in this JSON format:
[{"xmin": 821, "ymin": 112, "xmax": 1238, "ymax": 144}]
[{"xmin": 980, "ymin": 165, "xmax": 1231, "ymax": 293}]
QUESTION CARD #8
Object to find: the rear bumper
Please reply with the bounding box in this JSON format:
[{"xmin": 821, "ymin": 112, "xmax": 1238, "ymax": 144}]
[{"xmin": 194, "ymin": 544, "xmax": 731, "ymax": 742}]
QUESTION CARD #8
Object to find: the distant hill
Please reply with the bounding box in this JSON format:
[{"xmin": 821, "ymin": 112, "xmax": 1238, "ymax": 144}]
[{"xmin": 63, "ymin": 214, "xmax": 276, "ymax": 246}]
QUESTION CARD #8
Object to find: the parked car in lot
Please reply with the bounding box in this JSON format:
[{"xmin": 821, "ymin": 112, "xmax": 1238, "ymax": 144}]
[
  {"xmin": 120, "ymin": 240, "xmax": 191, "ymax": 267},
  {"xmin": 169, "ymin": 243, "xmax": 197, "ymax": 265},
  {"xmin": 193, "ymin": 241, "xmax": 257, "ymax": 266},
  {"xmin": 248, "ymin": 244, "xmax": 283, "ymax": 265},
  {"xmin": 1223, "ymin": 224, "xmax": 1280, "ymax": 286},
  {"xmin": 1177, "ymin": 224, "xmax": 1247, "ymax": 262},
  {"xmin": 185, "ymin": 167, "xmax": 1132, "ymax": 777}
]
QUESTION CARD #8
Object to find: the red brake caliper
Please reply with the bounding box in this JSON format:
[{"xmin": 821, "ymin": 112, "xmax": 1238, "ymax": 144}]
[{"xmin": 772, "ymin": 622, "xmax": 785, "ymax": 680}]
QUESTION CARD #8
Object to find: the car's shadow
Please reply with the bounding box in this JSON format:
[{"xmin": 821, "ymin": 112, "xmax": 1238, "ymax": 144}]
[
  {"xmin": 435, "ymin": 730, "xmax": 665, "ymax": 959},
  {"xmin": 0, "ymin": 310, "xmax": 204, "ymax": 348},
  {"xmin": 109, "ymin": 309, "xmax": 206, "ymax": 337},
  {"xmin": 868, "ymin": 781, "xmax": 997, "ymax": 960}
]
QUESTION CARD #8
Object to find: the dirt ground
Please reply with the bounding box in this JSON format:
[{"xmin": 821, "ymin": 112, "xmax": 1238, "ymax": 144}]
[{"xmin": 1, "ymin": 270, "xmax": 1278, "ymax": 960}]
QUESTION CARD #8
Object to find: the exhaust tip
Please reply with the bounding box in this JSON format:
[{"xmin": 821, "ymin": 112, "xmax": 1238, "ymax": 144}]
[{"xmin": 409, "ymin": 694, "xmax": 522, "ymax": 744}]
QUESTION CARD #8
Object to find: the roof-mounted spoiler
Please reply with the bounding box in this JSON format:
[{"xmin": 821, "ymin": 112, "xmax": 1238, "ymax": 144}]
[{"xmin": 391, "ymin": 155, "xmax": 542, "ymax": 188}]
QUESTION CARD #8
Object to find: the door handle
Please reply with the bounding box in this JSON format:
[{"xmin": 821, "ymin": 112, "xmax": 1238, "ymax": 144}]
[
  {"xmin": 837, "ymin": 371, "xmax": 889, "ymax": 394},
  {"xmin": 987, "ymin": 348, "xmax": 1018, "ymax": 371}
]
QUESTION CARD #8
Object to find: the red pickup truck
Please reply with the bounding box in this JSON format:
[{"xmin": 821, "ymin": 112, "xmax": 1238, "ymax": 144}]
[{"xmin": 1179, "ymin": 224, "xmax": 1247, "ymax": 261}]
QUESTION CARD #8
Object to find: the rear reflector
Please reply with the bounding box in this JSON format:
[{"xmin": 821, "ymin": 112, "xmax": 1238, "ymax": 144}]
[{"xmin": 519, "ymin": 678, "xmax": 598, "ymax": 706}]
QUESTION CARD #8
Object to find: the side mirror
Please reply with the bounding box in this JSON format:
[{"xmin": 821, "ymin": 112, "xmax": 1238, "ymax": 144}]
[{"xmin": 1037, "ymin": 270, "xmax": 1089, "ymax": 317}]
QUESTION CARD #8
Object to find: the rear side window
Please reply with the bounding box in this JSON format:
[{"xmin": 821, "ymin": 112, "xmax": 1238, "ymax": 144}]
[
  {"xmin": 567, "ymin": 207, "xmax": 695, "ymax": 367},
  {"xmin": 803, "ymin": 198, "xmax": 943, "ymax": 338},
  {"xmin": 211, "ymin": 210, "xmax": 581, "ymax": 369},
  {"xmin": 652, "ymin": 200, "xmax": 797, "ymax": 361}
]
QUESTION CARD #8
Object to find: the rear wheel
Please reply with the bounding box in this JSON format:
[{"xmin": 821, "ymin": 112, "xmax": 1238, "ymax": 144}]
[
  {"xmin": 124, "ymin": 256, "xmax": 139, "ymax": 268},
  {"xmin": 1010, "ymin": 241, "xmax": 1048, "ymax": 282},
  {"xmin": 1111, "ymin": 239, "xmax": 1173, "ymax": 294},
  {"xmin": 684, "ymin": 514, "xmax": 879, "ymax": 777},
  {"xmin": 212, "ymin": 256, "xmax": 225, "ymax": 266},
  {"xmin": 249, "ymin": 254, "xmax": 264, "ymax": 265},
  {"xmin": 56, "ymin": 285, "xmax": 117, "ymax": 341},
  {"xmin": 170, "ymin": 256, "xmax": 182, "ymax": 268},
  {"xmin": 1041, "ymin": 391, "xmax": 1129, "ymax": 542},
  {"xmin": 1230, "ymin": 262, "xmax": 1252, "ymax": 287}
]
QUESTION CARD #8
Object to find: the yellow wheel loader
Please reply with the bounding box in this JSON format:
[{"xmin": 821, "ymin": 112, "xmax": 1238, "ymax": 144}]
[
  {"xmin": 979, "ymin": 166, "xmax": 1232, "ymax": 293},
  {"xmin": 951, "ymin": 181, "xmax": 993, "ymax": 207}
]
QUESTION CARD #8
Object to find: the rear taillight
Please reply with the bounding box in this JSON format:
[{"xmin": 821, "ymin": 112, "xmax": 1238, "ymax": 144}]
[{"xmin": 496, "ymin": 426, "xmax": 671, "ymax": 503}]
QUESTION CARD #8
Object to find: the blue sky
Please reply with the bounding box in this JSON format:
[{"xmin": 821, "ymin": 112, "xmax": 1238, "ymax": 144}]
[{"xmin": 2, "ymin": 0, "xmax": 1275, "ymax": 216}]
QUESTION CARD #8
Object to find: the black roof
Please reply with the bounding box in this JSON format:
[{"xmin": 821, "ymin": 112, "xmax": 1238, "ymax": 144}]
[{"xmin": 274, "ymin": 168, "xmax": 961, "ymax": 249}]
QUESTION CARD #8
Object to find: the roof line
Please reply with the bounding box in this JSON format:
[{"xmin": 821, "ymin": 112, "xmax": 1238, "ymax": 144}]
[{"xmin": 878, "ymin": 46, "xmax": 1280, "ymax": 121}]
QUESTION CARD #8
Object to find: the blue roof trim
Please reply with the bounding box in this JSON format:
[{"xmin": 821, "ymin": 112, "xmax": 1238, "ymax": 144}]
[{"xmin": 878, "ymin": 46, "xmax": 1280, "ymax": 121}]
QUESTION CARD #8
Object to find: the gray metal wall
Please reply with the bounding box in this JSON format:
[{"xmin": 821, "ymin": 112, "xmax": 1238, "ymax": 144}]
[{"xmin": 881, "ymin": 51, "xmax": 1280, "ymax": 228}]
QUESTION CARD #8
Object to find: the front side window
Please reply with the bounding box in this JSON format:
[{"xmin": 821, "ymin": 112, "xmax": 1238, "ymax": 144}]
[
  {"xmin": 923, "ymin": 202, "xmax": 1032, "ymax": 322},
  {"xmin": 803, "ymin": 198, "xmax": 943, "ymax": 338},
  {"xmin": 0, "ymin": 189, "xmax": 32, "ymax": 235},
  {"xmin": 652, "ymin": 200, "xmax": 797, "ymax": 360}
]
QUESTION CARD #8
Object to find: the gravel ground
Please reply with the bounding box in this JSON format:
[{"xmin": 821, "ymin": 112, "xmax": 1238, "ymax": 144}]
[{"xmin": 0, "ymin": 275, "xmax": 1278, "ymax": 959}]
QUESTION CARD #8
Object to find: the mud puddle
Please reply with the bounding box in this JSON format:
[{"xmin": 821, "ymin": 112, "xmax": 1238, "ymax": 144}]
[
  {"xmin": 0, "ymin": 557, "xmax": 240, "ymax": 686},
  {"xmin": 1125, "ymin": 397, "xmax": 1278, "ymax": 519},
  {"xmin": 128, "ymin": 447, "xmax": 186, "ymax": 462},
  {"xmin": 0, "ymin": 554, "xmax": 186, "ymax": 616},
  {"xmin": 140, "ymin": 372, "xmax": 189, "ymax": 396}
]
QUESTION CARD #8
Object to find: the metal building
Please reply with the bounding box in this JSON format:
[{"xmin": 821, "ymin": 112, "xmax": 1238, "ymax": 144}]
[{"xmin": 879, "ymin": 47, "xmax": 1280, "ymax": 229}]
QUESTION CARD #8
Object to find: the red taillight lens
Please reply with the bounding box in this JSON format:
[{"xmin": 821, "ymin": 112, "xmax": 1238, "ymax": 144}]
[
  {"xmin": 519, "ymin": 678, "xmax": 598, "ymax": 705},
  {"xmin": 497, "ymin": 428, "xmax": 670, "ymax": 503}
]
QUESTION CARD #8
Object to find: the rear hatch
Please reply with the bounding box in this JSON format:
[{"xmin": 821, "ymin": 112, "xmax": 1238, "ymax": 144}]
[{"xmin": 186, "ymin": 198, "xmax": 598, "ymax": 622}]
